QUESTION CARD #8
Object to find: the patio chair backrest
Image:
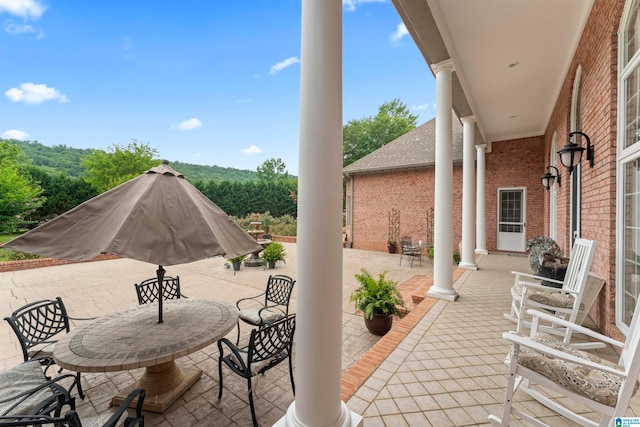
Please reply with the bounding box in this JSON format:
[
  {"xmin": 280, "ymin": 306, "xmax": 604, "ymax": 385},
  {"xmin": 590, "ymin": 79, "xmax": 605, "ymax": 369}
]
[
  {"xmin": 248, "ymin": 314, "xmax": 296, "ymax": 369},
  {"xmin": 135, "ymin": 276, "xmax": 182, "ymax": 305},
  {"xmin": 264, "ymin": 275, "xmax": 296, "ymax": 308},
  {"xmin": 561, "ymin": 238, "xmax": 596, "ymax": 295},
  {"xmin": 618, "ymin": 301, "xmax": 640, "ymax": 408},
  {"xmin": 4, "ymin": 298, "xmax": 70, "ymax": 362}
]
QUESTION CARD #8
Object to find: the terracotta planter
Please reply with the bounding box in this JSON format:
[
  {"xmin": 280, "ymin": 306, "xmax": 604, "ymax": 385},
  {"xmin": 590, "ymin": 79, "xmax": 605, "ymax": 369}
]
[{"xmin": 364, "ymin": 313, "xmax": 393, "ymax": 336}]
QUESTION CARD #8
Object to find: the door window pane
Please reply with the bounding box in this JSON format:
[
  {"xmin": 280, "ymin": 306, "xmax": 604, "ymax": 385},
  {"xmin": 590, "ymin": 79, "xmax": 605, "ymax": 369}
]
[
  {"xmin": 499, "ymin": 191, "xmax": 522, "ymax": 223},
  {"xmin": 623, "ymin": 160, "xmax": 640, "ymax": 325}
]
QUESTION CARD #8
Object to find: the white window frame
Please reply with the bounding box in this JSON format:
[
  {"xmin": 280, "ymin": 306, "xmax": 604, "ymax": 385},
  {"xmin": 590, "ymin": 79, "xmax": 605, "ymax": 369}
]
[
  {"xmin": 616, "ymin": 0, "xmax": 640, "ymax": 333},
  {"xmin": 549, "ymin": 132, "xmax": 558, "ymax": 240},
  {"xmin": 570, "ymin": 65, "xmax": 583, "ymax": 247}
]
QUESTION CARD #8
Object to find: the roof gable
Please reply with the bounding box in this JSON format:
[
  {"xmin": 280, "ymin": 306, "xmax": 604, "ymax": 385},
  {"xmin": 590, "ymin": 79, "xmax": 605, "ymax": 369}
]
[{"xmin": 343, "ymin": 116, "xmax": 463, "ymax": 174}]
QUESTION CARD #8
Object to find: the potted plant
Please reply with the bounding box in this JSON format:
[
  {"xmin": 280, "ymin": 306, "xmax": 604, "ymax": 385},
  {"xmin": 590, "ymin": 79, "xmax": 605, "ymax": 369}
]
[
  {"xmin": 388, "ymin": 208, "xmax": 400, "ymax": 253},
  {"xmin": 260, "ymin": 241, "xmax": 286, "ymax": 269},
  {"xmin": 350, "ymin": 269, "xmax": 406, "ymax": 336},
  {"xmin": 229, "ymin": 255, "xmax": 247, "ymax": 272}
]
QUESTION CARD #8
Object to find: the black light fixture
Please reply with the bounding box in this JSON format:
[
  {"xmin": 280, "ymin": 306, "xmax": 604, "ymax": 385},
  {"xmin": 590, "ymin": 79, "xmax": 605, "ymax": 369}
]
[
  {"xmin": 557, "ymin": 131, "xmax": 594, "ymax": 175},
  {"xmin": 540, "ymin": 165, "xmax": 561, "ymax": 190}
]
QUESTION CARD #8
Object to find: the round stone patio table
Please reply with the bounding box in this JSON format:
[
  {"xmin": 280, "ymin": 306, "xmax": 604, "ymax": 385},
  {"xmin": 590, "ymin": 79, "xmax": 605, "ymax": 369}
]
[{"xmin": 53, "ymin": 298, "xmax": 238, "ymax": 413}]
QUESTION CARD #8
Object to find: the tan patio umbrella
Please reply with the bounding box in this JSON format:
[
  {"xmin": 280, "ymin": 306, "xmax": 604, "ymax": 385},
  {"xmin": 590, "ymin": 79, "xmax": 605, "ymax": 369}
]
[{"xmin": 2, "ymin": 160, "xmax": 262, "ymax": 322}]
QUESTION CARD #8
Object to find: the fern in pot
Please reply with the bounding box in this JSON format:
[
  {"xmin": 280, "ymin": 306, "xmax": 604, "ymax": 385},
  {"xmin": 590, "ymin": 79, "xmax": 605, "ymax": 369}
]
[
  {"xmin": 260, "ymin": 241, "xmax": 286, "ymax": 269},
  {"xmin": 350, "ymin": 269, "xmax": 406, "ymax": 336}
]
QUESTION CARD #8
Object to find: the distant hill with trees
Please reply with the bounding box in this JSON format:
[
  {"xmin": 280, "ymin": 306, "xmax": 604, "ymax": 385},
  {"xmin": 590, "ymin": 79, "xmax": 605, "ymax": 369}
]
[{"xmin": 5, "ymin": 139, "xmax": 259, "ymax": 183}]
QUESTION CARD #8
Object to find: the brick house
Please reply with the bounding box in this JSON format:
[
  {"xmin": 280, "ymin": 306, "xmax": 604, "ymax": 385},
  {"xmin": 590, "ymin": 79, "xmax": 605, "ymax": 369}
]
[
  {"xmin": 343, "ymin": 0, "xmax": 638, "ymax": 341},
  {"xmin": 343, "ymin": 116, "xmax": 546, "ymax": 254}
]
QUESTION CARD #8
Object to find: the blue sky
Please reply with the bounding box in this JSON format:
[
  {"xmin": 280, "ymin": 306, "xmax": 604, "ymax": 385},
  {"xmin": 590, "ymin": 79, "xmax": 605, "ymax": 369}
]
[{"xmin": 1, "ymin": 0, "xmax": 436, "ymax": 175}]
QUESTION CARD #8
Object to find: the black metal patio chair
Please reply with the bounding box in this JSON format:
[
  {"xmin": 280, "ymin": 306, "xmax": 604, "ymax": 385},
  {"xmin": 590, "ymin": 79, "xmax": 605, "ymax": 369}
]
[
  {"xmin": 134, "ymin": 275, "xmax": 186, "ymax": 305},
  {"xmin": 0, "ymin": 388, "xmax": 145, "ymax": 427},
  {"xmin": 399, "ymin": 235, "xmax": 422, "ymax": 267},
  {"xmin": 4, "ymin": 298, "xmax": 86, "ymax": 399},
  {"xmin": 0, "ymin": 358, "xmax": 77, "ymax": 419},
  {"xmin": 235, "ymin": 274, "xmax": 295, "ymax": 344},
  {"xmin": 217, "ymin": 315, "xmax": 296, "ymax": 427}
]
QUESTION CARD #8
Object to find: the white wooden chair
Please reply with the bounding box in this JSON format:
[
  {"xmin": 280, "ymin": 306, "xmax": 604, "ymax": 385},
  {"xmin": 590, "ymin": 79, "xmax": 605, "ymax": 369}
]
[
  {"xmin": 489, "ymin": 307, "xmax": 640, "ymax": 426},
  {"xmin": 504, "ymin": 238, "xmax": 597, "ymax": 348}
]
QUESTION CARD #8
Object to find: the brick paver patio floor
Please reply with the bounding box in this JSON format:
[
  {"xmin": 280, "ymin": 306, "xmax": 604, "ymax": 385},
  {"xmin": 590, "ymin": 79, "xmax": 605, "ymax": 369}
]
[{"xmin": 2, "ymin": 243, "xmax": 639, "ymax": 426}]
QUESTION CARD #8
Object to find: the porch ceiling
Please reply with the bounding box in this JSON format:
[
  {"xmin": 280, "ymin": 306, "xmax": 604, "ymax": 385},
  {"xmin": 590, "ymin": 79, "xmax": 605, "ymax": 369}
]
[{"xmin": 392, "ymin": 0, "xmax": 595, "ymax": 144}]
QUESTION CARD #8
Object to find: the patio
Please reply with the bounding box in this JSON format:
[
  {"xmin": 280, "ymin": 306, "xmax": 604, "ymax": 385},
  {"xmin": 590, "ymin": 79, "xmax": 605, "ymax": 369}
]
[{"xmin": 1, "ymin": 242, "xmax": 639, "ymax": 426}]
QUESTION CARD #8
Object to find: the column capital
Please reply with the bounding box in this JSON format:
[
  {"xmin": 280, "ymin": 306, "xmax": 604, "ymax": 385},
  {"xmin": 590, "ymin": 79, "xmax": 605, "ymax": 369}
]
[
  {"xmin": 475, "ymin": 143, "xmax": 487, "ymax": 151},
  {"xmin": 460, "ymin": 115, "xmax": 476, "ymax": 125},
  {"xmin": 431, "ymin": 58, "xmax": 454, "ymax": 74}
]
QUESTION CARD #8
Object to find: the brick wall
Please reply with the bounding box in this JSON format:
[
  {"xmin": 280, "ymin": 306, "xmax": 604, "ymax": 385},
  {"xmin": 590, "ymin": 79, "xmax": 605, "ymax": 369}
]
[
  {"xmin": 0, "ymin": 254, "xmax": 120, "ymax": 272},
  {"xmin": 543, "ymin": 0, "xmax": 623, "ymax": 337},
  {"xmin": 346, "ymin": 135, "xmax": 546, "ymax": 254},
  {"xmin": 346, "ymin": 167, "xmax": 460, "ymax": 252},
  {"xmin": 485, "ymin": 137, "xmax": 546, "ymax": 251}
]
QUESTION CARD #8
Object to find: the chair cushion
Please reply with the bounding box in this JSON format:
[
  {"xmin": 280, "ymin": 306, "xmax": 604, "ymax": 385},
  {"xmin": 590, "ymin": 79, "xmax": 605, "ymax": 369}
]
[
  {"xmin": 511, "ymin": 284, "xmax": 575, "ymax": 309},
  {"xmin": 229, "ymin": 353, "xmax": 272, "ymax": 377},
  {"xmin": 0, "ymin": 361, "xmax": 55, "ymax": 415},
  {"xmin": 239, "ymin": 308, "xmax": 284, "ymax": 325},
  {"xmin": 516, "ymin": 336, "xmax": 640, "ymax": 407},
  {"xmin": 26, "ymin": 343, "xmax": 55, "ymax": 359}
]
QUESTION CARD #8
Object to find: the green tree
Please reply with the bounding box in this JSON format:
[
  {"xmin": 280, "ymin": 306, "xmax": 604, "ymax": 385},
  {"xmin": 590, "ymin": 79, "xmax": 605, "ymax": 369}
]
[
  {"xmin": 82, "ymin": 140, "xmax": 160, "ymax": 192},
  {"xmin": 0, "ymin": 142, "xmax": 44, "ymax": 232},
  {"xmin": 25, "ymin": 166, "xmax": 97, "ymax": 222},
  {"xmin": 257, "ymin": 158, "xmax": 289, "ymax": 183},
  {"xmin": 343, "ymin": 99, "xmax": 418, "ymax": 166}
]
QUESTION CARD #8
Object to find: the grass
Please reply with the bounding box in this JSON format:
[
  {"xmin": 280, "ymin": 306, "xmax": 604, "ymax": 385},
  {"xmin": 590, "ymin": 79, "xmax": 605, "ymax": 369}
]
[{"xmin": 0, "ymin": 234, "xmax": 41, "ymax": 262}]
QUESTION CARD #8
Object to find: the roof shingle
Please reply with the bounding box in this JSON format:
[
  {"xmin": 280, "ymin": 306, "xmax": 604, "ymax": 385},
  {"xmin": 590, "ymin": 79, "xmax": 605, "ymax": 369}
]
[{"xmin": 342, "ymin": 116, "xmax": 463, "ymax": 174}]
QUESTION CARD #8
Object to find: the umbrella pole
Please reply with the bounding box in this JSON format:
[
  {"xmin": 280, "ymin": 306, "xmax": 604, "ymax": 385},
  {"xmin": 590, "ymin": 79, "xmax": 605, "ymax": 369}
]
[{"xmin": 157, "ymin": 265, "xmax": 165, "ymax": 323}]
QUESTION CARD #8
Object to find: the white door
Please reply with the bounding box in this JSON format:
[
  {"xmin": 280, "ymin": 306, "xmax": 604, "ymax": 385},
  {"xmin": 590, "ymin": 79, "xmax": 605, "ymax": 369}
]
[{"xmin": 497, "ymin": 188, "xmax": 526, "ymax": 252}]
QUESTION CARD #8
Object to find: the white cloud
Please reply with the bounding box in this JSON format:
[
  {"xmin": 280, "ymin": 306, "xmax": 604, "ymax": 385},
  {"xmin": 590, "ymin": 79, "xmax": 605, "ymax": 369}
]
[
  {"xmin": 172, "ymin": 118, "xmax": 203, "ymax": 131},
  {"xmin": 343, "ymin": 0, "xmax": 386, "ymax": 12},
  {"xmin": 0, "ymin": 0, "xmax": 45, "ymax": 20},
  {"xmin": 242, "ymin": 145, "xmax": 262, "ymax": 155},
  {"xmin": 1, "ymin": 129, "xmax": 29, "ymax": 140},
  {"xmin": 4, "ymin": 20, "xmax": 32, "ymax": 33},
  {"xmin": 3, "ymin": 20, "xmax": 44, "ymax": 37},
  {"xmin": 411, "ymin": 103, "xmax": 429, "ymax": 111},
  {"xmin": 269, "ymin": 57, "xmax": 300, "ymax": 75},
  {"xmin": 390, "ymin": 23, "xmax": 408, "ymax": 42},
  {"xmin": 5, "ymin": 83, "xmax": 68, "ymax": 104}
]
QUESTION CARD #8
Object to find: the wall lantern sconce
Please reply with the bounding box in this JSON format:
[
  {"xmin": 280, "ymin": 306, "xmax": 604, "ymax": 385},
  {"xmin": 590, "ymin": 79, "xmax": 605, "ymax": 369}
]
[
  {"xmin": 540, "ymin": 165, "xmax": 561, "ymax": 190},
  {"xmin": 557, "ymin": 131, "xmax": 594, "ymax": 175}
]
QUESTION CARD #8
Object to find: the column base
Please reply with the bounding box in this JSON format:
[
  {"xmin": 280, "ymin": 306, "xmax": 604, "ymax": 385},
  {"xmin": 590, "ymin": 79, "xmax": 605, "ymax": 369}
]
[
  {"xmin": 458, "ymin": 262, "xmax": 478, "ymax": 270},
  {"xmin": 274, "ymin": 401, "xmax": 363, "ymax": 427},
  {"xmin": 475, "ymin": 249, "xmax": 488, "ymax": 255},
  {"xmin": 427, "ymin": 286, "xmax": 459, "ymax": 301}
]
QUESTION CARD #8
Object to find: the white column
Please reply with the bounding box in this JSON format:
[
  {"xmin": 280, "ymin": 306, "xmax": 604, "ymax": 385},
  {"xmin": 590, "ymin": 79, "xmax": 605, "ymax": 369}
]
[
  {"xmin": 427, "ymin": 59, "xmax": 458, "ymax": 302},
  {"xmin": 459, "ymin": 116, "xmax": 478, "ymax": 270},
  {"xmin": 278, "ymin": 1, "xmax": 361, "ymax": 426},
  {"xmin": 475, "ymin": 144, "xmax": 488, "ymax": 255}
]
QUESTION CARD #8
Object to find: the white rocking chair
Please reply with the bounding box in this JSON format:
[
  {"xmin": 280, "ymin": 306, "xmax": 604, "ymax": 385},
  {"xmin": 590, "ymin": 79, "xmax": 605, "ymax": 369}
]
[
  {"xmin": 505, "ymin": 238, "xmax": 598, "ymax": 348},
  {"xmin": 489, "ymin": 307, "xmax": 640, "ymax": 426}
]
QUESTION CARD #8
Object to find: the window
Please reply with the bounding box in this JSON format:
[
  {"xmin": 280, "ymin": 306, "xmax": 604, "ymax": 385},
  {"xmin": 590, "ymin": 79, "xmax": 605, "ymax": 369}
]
[
  {"xmin": 618, "ymin": 0, "xmax": 640, "ymax": 332},
  {"xmin": 499, "ymin": 190, "xmax": 523, "ymax": 233},
  {"xmin": 549, "ymin": 132, "xmax": 558, "ymax": 240}
]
